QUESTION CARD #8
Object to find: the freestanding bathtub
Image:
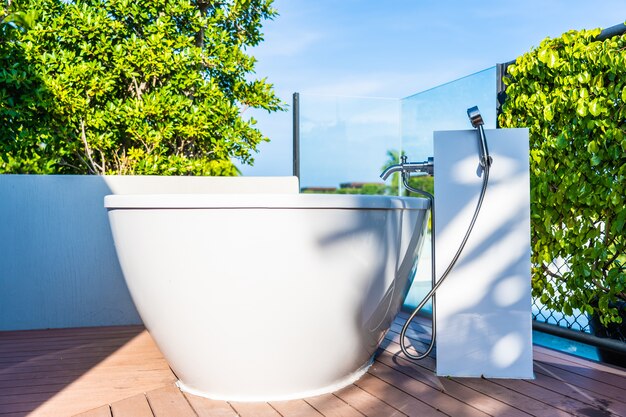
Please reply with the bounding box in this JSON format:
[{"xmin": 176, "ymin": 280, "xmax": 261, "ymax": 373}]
[{"xmin": 105, "ymin": 182, "xmax": 429, "ymax": 401}]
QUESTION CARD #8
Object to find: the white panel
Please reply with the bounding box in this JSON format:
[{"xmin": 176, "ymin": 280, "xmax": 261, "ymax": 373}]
[{"xmin": 434, "ymin": 128, "xmax": 533, "ymax": 379}]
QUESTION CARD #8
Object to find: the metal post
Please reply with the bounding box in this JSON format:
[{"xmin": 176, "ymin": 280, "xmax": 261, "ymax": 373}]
[
  {"xmin": 496, "ymin": 61, "xmax": 513, "ymax": 128},
  {"xmin": 598, "ymin": 22, "xmax": 626, "ymax": 41},
  {"xmin": 292, "ymin": 92, "xmax": 300, "ymax": 179}
]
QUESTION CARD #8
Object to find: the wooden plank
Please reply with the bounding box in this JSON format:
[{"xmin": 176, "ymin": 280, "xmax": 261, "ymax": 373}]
[
  {"xmin": 0, "ymin": 353, "xmax": 169, "ymax": 376},
  {"xmin": 0, "ymin": 382, "xmax": 69, "ymax": 396},
  {"xmin": 110, "ymin": 393, "xmax": 153, "ymax": 417},
  {"xmin": 529, "ymin": 366, "xmax": 626, "ymax": 416},
  {"xmin": 0, "ymin": 360, "xmax": 167, "ymax": 385},
  {"xmin": 0, "ymin": 400, "xmax": 44, "ymax": 415},
  {"xmin": 490, "ymin": 378, "xmax": 621, "ymax": 417},
  {"xmin": 0, "ymin": 370, "xmax": 175, "ymax": 403},
  {"xmin": 0, "ymin": 342, "xmax": 149, "ymax": 361},
  {"xmin": 333, "ymin": 384, "xmax": 406, "ymax": 417},
  {"xmin": 367, "ymin": 360, "xmax": 490, "ymax": 417},
  {"xmin": 0, "ymin": 326, "xmax": 144, "ymax": 341},
  {"xmin": 354, "ymin": 372, "xmax": 447, "ymax": 417},
  {"xmin": 0, "ymin": 368, "xmax": 85, "ymax": 383},
  {"xmin": 0, "ymin": 330, "xmax": 143, "ymax": 344},
  {"xmin": 533, "ymin": 348, "xmax": 626, "ymax": 388},
  {"xmin": 305, "ymin": 393, "xmax": 365, "ymax": 417},
  {"xmin": 230, "ymin": 401, "xmax": 282, "ymax": 417},
  {"xmin": 0, "ymin": 334, "xmax": 143, "ymax": 355},
  {"xmin": 532, "ymin": 360, "xmax": 626, "ymax": 405},
  {"xmin": 457, "ymin": 377, "xmax": 577, "ymax": 417},
  {"xmin": 374, "ymin": 349, "xmax": 533, "ymax": 417},
  {"xmin": 0, "ymin": 391, "xmax": 54, "ymax": 407},
  {"xmin": 183, "ymin": 392, "xmax": 238, "ymax": 417},
  {"xmin": 145, "ymin": 386, "xmax": 196, "ymax": 417},
  {"xmin": 73, "ymin": 405, "xmax": 112, "ymax": 417},
  {"xmin": 270, "ymin": 399, "xmax": 325, "ymax": 417},
  {"xmin": 533, "ymin": 344, "xmax": 626, "ymax": 377},
  {"xmin": 0, "ymin": 329, "xmax": 154, "ymax": 352},
  {"xmin": 0, "ymin": 413, "xmax": 43, "ymax": 417}
]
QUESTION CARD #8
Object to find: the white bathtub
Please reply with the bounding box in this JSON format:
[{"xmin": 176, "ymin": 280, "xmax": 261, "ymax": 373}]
[{"xmin": 105, "ymin": 188, "xmax": 429, "ymax": 401}]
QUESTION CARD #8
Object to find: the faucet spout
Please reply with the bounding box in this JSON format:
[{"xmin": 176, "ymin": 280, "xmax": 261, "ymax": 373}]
[
  {"xmin": 380, "ymin": 156, "xmax": 434, "ymax": 180},
  {"xmin": 380, "ymin": 164, "xmax": 404, "ymax": 181}
]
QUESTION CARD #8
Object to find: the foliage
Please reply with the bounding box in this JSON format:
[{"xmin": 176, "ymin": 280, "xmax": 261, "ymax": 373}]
[
  {"xmin": 0, "ymin": 0, "xmax": 281, "ymax": 175},
  {"xmin": 499, "ymin": 28, "xmax": 626, "ymax": 326},
  {"xmin": 337, "ymin": 183, "xmax": 388, "ymax": 195},
  {"xmin": 301, "ymin": 183, "xmax": 388, "ymax": 195}
]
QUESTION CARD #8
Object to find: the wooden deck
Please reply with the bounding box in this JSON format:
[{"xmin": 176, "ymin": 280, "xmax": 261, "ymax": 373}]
[{"xmin": 2, "ymin": 314, "xmax": 626, "ymax": 417}]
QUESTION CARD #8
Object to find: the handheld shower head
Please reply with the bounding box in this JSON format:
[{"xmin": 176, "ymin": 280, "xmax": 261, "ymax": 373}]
[
  {"xmin": 467, "ymin": 106, "xmax": 491, "ymax": 167},
  {"xmin": 467, "ymin": 106, "xmax": 484, "ymax": 128}
]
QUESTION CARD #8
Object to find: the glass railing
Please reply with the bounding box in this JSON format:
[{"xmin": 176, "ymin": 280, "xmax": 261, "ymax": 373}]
[
  {"xmin": 297, "ymin": 68, "xmax": 497, "ymax": 311},
  {"xmin": 298, "ymin": 67, "xmax": 497, "ymax": 194},
  {"xmin": 298, "ymin": 94, "xmax": 401, "ymax": 193},
  {"xmin": 401, "ymin": 66, "xmax": 497, "ymax": 162}
]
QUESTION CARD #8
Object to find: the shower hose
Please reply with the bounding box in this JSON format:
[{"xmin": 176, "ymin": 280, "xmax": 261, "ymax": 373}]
[{"xmin": 399, "ymin": 158, "xmax": 491, "ymax": 361}]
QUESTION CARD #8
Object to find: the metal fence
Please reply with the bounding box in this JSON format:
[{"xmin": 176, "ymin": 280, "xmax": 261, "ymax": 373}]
[{"xmin": 531, "ymin": 257, "xmax": 590, "ymax": 333}]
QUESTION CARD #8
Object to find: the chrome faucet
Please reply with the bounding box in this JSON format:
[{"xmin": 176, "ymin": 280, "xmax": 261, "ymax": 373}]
[{"xmin": 380, "ymin": 156, "xmax": 434, "ymax": 180}]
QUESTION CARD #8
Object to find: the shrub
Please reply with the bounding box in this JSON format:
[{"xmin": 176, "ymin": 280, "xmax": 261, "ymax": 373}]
[{"xmin": 500, "ymin": 28, "xmax": 626, "ymax": 325}]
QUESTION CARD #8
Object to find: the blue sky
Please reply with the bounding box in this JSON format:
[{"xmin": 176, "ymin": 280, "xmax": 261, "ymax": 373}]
[{"xmin": 238, "ymin": 0, "xmax": 626, "ymax": 178}]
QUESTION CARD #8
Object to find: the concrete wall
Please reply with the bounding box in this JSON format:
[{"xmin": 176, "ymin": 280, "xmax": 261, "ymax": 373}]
[{"xmin": 0, "ymin": 175, "xmax": 298, "ymax": 331}]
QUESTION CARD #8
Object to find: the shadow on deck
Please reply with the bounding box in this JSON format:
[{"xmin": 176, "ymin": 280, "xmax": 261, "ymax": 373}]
[{"xmin": 1, "ymin": 314, "xmax": 625, "ymax": 417}]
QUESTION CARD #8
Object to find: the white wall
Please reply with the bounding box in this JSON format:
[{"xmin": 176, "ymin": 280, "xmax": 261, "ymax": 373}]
[{"xmin": 0, "ymin": 175, "xmax": 298, "ymax": 331}]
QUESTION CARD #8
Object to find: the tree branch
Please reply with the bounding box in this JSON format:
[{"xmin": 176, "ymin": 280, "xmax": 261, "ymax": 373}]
[
  {"xmin": 79, "ymin": 118, "xmax": 102, "ymax": 174},
  {"xmin": 540, "ymin": 262, "xmax": 566, "ymax": 280},
  {"xmin": 195, "ymin": 1, "xmax": 212, "ymax": 48}
]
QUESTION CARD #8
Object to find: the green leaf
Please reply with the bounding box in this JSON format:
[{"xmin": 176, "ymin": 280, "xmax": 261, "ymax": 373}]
[
  {"xmin": 576, "ymin": 100, "xmax": 588, "ymax": 117},
  {"xmin": 590, "ymin": 155, "xmax": 601, "ymax": 166},
  {"xmin": 543, "ymin": 104, "xmax": 554, "ymax": 121},
  {"xmin": 588, "ymin": 99, "xmax": 603, "ymax": 116}
]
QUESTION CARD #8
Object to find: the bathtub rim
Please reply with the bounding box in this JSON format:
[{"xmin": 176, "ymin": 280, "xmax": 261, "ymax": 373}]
[{"xmin": 104, "ymin": 193, "xmax": 430, "ymax": 210}]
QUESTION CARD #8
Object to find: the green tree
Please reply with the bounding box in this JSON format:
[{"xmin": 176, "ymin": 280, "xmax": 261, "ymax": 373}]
[
  {"xmin": 500, "ymin": 28, "xmax": 626, "ymax": 326},
  {"xmin": 0, "ymin": 0, "xmax": 282, "ymax": 175}
]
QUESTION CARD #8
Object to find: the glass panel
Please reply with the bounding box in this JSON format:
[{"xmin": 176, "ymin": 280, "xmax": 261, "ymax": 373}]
[
  {"xmin": 299, "ymin": 94, "xmax": 401, "ymax": 194},
  {"xmin": 401, "ymin": 66, "xmax": 497, "ymax": 163},
  {"xmin": 297, "ymin": 68, "xmax": 497, "ymax": 312}
]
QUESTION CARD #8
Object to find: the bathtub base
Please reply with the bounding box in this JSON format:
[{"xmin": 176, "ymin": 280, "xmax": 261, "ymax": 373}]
[{"xmin": 175, "ymin": 357, "xmax": 375, "ymax": 402}]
